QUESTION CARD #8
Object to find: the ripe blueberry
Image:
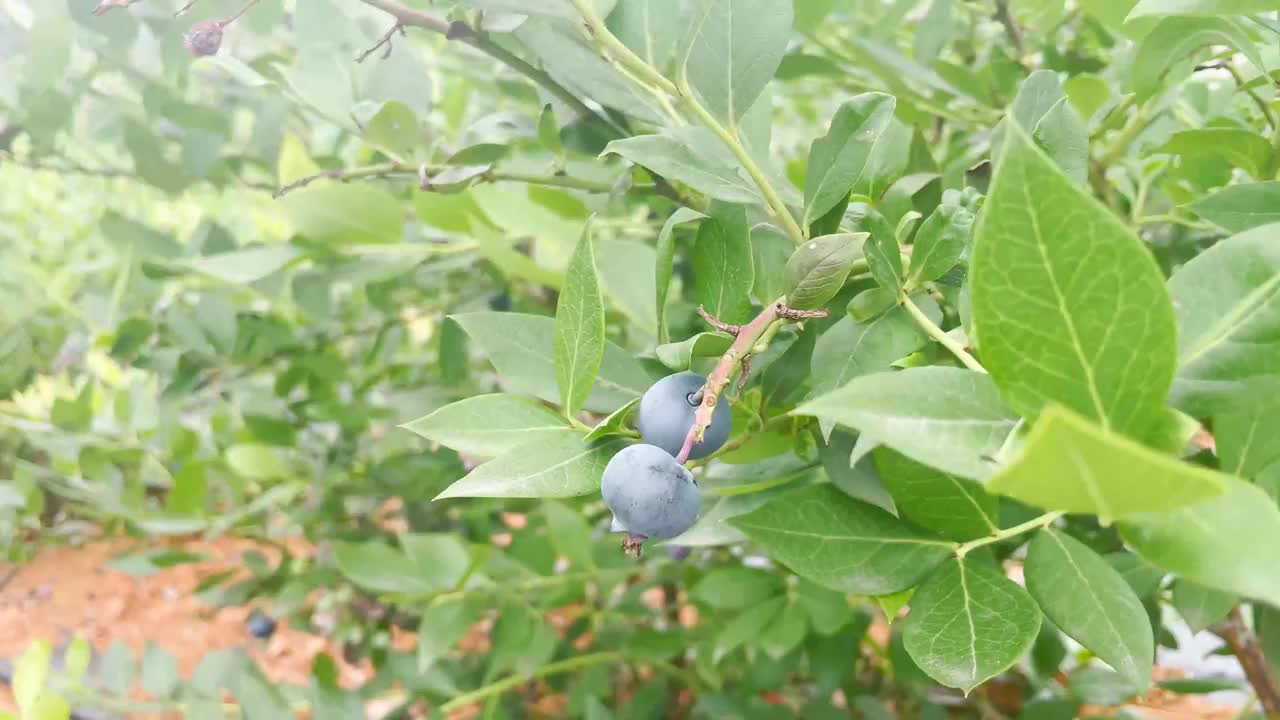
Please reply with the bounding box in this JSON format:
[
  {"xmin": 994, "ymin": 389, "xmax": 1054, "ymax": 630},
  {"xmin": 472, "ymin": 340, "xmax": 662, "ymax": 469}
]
[
  {"xmin": 246, "ymin": 609, "xmax": 277, "ymax": 639},
  {"xmin": 636, "ymin": 372, "xmax": 731, "ymax": 460},
  {"xmin": 601, "ymin": 444, "xmax": 701, "ymax": 541}
]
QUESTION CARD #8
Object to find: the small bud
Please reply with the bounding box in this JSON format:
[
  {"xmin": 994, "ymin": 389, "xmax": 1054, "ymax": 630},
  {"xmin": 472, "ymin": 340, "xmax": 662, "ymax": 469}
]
[{"xmin": 184, "ymin": 20, "xmax": 223, "ymax": 57}]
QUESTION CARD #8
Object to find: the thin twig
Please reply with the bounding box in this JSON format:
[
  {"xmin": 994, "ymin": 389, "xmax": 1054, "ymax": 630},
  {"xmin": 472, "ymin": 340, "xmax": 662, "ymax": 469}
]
[
  {"xmin": 357, "ymin": 21, "xmax": 405, "ymax": 62},
  {"xmin": 1214, "ymin": 606, "xmax": 1280, "ymax": 717},
  {"xmin": 696, "ymin": 305, "xmax": 741, "ymax": 335},
  {"xmin": 272, "ymin": 161, "xmax": 632, "ymax": 198},
  {"xmin": 174, "ymin": 0, "xmax": 201, "ymax": 16}
]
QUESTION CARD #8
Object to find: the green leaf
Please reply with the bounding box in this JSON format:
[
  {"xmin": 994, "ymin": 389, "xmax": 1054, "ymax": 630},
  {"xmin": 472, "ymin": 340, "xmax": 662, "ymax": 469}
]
[
  {"xmin": 797, "ymin": 367, "xmax": 1018, "ymax": 480},
  {"xmin": 692, "ymin": 567, "xmax": 785, "ymax": 609},
  {"xmin": 237, "ymin": 666, "xmax": 292, "ymax": 720},
  {"xmin": 224, "ymin": 444, "xmax": 287, "ymax": 481},
  {"xmin": 864, "ymin": 225, "xmax": 903, "ymax": 295},
  {"xmin": 1214, "ymin": 384, "xmax": 1280, "ymax": 477},
  {"xmin": 1132, "ymin": 17, "xmax": 1264, "ymax": 101},
  {"xmin": 681, "ymin": 0, "xmax": 793, "ymax": 123},
  {"xmin": 693, "ymin": 204, "xmax": 755, "ymax": 324},
  {"xmin": 1025, "ymin": 529, "xmax": 1154, "ymax": 690},
  {"xmin": 364, "ymin": 100, "xmax": 420, "ymax": 159},
  {"xmin": 992, "ymin": 71, "xmax": 1089, "ymax": 185},
  {"xmin": 280, "ymin": 183, "xmax": 404, "ymax": 245},
  {"xmin": 986, "ymin": 405, "xmax": 1227, "ymax": 518},
  {"xmin": 1068, "ymin": 667, "xmax": 1139, "ymax": 706},
  {"xmin": 901, "ymin": 556, "xmax": 1041, "ymax": 693},
  {"xmin": 1107, "ymin": 553, "xmax": 1167, "ymax": 597},
  {"xmin": 1168, "ymin": 223, "xmax": 1280, "ymax": 415},
  {"xmin": 452, "ymin": 312, "xmax": 653, "ymax": 414},
  {"xmin": 14, "ymin": 639, "xmax": 51, "ymax": 714},
  {"xmin": 784, "ymin": 233, "xmax": 867, "ymax": 310},
  {"xmin": 803, "ymin": 93, "xmax": 898, "ymax": 227},
  {"xmin": 655, "ymin": 331, "xmax": 735, "ymax": 371},
  {"xmin": 584, "ymin": 398, "xmax": 641, "ymax": 442},
  {"xmin": 604, "ymin": 128, "xmax": 761, "ymax": 204},
  {"xmin": 1158, "ymin": 678, "xmax": 1245, "ymax": 694},
  {"xmin": 555, "ymin": 222, "xmax": 606, "ymax": 416},
  {"xmin": 669, "ymin": 483, "xmax": 797, "ymax": 546},
  {"xmin": 729, "ymin": 484, "xmax": 956, "ymax": 595},
  {"xmin": 517, "ymin": 18, "xmax": 665, "ymax": 124},
  {"xmin": 399, "ymin": 534, "xmax": 472, "ymax": 591},
  {"xmin": 972, "ymin": 120, "xmax": 1177, "ymax": 436},
  {"xmin": 1189, "ymin": 182, "xmax": 1280, "ymax": 233},
  {"xmin": 141, "ymin": 642, "xmax": 179, "ymax": 698},
  {"xmin": 1127, "ymin": 0, "xmax": 1280, "ymax": 20},
  {"xmin": 597, "ymin": 238, "xmax": 658, "ymax": 335},
  {"xmin": 544, "ymin": 499, "xmax": 597, "ymax": 571},
  {"xmin": 874, "ymin": 448, "xmax": 999, "ymax": 540},
  {"xmin": 401, "ymin": 394, "xmax": 574, "ymax": 458},
  {"xmin": 1170, "ymin": 579, "xmax": 1237, "ymax": 633},
  {"xmin": 1156, "ymin": 128, "xmax": 1274, "ymax": 180},
  {"xmin": 62, "ymin": 637, "xmax": 90, "ymax": 687},
  {"xmin": 186, "ymin": 246, "xmax": 300, "ymax": 284},
  {"xmin": 609, "ymin": 0, "xmax": 694, "ymax": 72},
  {"xmin": 418, "ymin": 597, "xmax": 485, "ymax": 673},
  {"xmin": 333, "ymin": 540, "xmax": 432, "ymax": 594},
  {"xmin": 715, "ymin": 599, "xmax": 786, "ymax": 661},
  {"xmin": 435, "ymin": 435, "xmax": 624, "ymax": 499},
  {"xmin": 1120, "ymin": 478, "xmax": 1280, "ymax": 607},
  {"xmin": 100, "ymin": 640, "xmax": 134, "ymax": 696},
  {"xmin": 752, "ymin": 223, "xmax": 795, "ymax": 305},
  {"xmin": 906, "ymin": 203, "xmax": 973, "ymax": 286},
  {"xmin": 656, "ymin": 207, "xmax": 707, "ymax": 343}
]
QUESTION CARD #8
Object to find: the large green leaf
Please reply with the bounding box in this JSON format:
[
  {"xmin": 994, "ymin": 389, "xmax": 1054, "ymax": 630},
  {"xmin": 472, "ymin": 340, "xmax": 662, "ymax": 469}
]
[
  {"xmin": 901, "ymin": 556, "xmax": 1041, "ymax": 693},
  {"xmin": 1025, "ymin": 530, "xmax": 1154, "ymax": 690},
  {"xmin": 436, "ymin": 435, "xmax": 624, "ymax": 499},
  {"xmin": 986, "ymin": 405, "xmax": 1227, "ymax": 518},
  {"xmin": 604, "ymin": 128, "xmax": 760, "ymax": 204},
  {"xmin": 729, "ymin": 484, "xmax": 956, "ymax": 595},
  {"xmin": 797, "ymin": 367, "xmax": 1018, "ymax": 480},
  {"xmin": 1189, "ymin": 182, "xmax": 1280, "ymax": 233},
  {"xmin": 693, "ymin": 204, "xmax": 755, "ymax": 324},
  {"xmin": 1156, "ymin": 129, "xmax": 1274, "ymax": 180},
  {"xmin": 1168, "ymin": 223, "xmax": 1280, "ymax": 415},
  {"xmin": 1131, "ymin": 17, "xmax": 1263, "ymax": 100},
  {"xmin": 803, "ymin": 93, "xmax": 897, "ymax": 227},
  {"xmin": 992, "ymin": 71, "xmax": 1089, "ymax": 185},
  {"xmin": 608, "ymin": 0, "xmax": 695, "ymax": 72},
  {"xmin": 784, "ymin": 233, "xmax": 866, "ymax": 310},
  {"xmin": 401, "ymin": 394, "xmax": 574, "ymax": 457},
  {"xmin": 1127, "ymin": 0, "xmax": 1280, "ymax": 20},
  {"xmin": 452, "ymin": 312, "xmax": 653, "ymax": 413},
  {"xmin": 972, "ymin": 121, "xmax": 1177, "ymax": 437},
  {"xmin": 874, "ymin": 448, "xmax": 999, "ymax": 541},
  {"xmin": 280, "ymin": 183, "xmax": 404, "ymax": 245},
  {"xmin": 1120, "ymin": 478, "xmax": 1280, "ymax": 606},
  {"xmin": 681, "ymin": 0, "xmax": 793, "ymax": 123},
  {"xmin": 555, "ymin": 223, "xmax": 606, "ymax": 416},
  {"xmin": 1170, "ymin": 580, "xmax": 1237, "ymax": 634},
  {"xmin": 656, "ymin": 207, "xmax": 707, "ymax": 342},
  {"xmin": 807, "ymin": 306, "xmax": 934, "ymax": 422},
  {"xmin": 597, "ymin": 238, "xmax": 658, "ymax": 334},
  {"xmin": 1214, "ymin": 383, "xmax": 1280, "ymax": 477},
  {"xmin": 186, "ymin": 247, "xmax": 301, "ymax": 284}
]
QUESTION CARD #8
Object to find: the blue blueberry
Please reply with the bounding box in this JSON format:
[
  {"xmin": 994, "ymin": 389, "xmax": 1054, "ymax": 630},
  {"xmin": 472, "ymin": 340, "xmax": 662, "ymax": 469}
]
[
  {"xmin": 246, "ymin": 609, "xmax": 277, "ymax": 639},
  {"xmin": 601, "ymin": 444, "xmax": 701, "ymax": 540},
  {"xmin": 636, "ymin": 372, "xmax": 732, "ymax": 460}
]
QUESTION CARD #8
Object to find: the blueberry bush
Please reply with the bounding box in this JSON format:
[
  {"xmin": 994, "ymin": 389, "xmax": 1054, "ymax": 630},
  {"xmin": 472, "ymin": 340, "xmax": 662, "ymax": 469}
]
[{"xmin": 4, "ymin": 0, "xmax": 1280, "ymax": 718}]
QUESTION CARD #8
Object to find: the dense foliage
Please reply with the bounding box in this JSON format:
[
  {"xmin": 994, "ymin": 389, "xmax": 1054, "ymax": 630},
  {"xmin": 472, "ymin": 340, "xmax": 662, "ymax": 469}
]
[{"xmin": 4, "ymin": 0, "xmax": 1280, "ymax": 718}]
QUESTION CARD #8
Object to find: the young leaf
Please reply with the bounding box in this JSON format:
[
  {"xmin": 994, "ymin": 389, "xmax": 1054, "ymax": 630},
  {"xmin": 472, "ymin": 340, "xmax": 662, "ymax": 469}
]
[
  {"xmin": 1170, "ymin": 580, "xmax": 1237, "ymax": 634},
  {"xmin": 797, "ymin": 367, "xmax": 1018, "ymax": 480},
  {"xmin": 555, "ymin": 222, "xmax": 606, "ymax": 416},
  {"xmin": 655, "ymin": 331, "xmax": 734, "ymax": 371},
  {"xmin": 1132, "ymin": 16, "xmax": 1263, "ymax": 100},
  {"xmin": 784, "ymin": 233, "xmax": 867, "ymax": 310},
  {"xmin": 604, "ymin": 128, "xmax": 761, "ymax": 204},
  {"xmin": 803, "ymin": 93, "xmax": 897, "ymax": 227},
  {"xmin": 1120, "ymin": 478, "xmax": 1280, "ymax": 607},
  {"xmin": 986, "ymin": 405, "xmax": 1227, "ymax": 518},
  {"xmin": 584, "ymin": 398, "xmax": 640, "ymax": 442},
  {"xmin": 1167, "ymin": 223, "xmax": 1280, "ymax": 416},
  {"xmin": 401, "ymin": 394, "xmax": 574, "ymax": 457},
  {"xmin": 991, "ymin": 71, "xmax": 1089, "ymax": 185},
  {"xmin": 864, "ymin": 226, "xmax": 903, "ymax": 295},
  {"xmin": 901, "ymin": 556, "xmax": 1041, "ymax": 694},
  {"xmin": 693, "ymin": 204, "xmax": 755, "ymax": 324},
  {"xmin": 972, "ymin": 120, "xmax": 1177, "ymax": 436},
  {"xmin": 752, "ymin": 223, "xmax": 795, "ymax": 305},
  {"xmin": 874, "ymin": 448, "xmax": 999, "ymax": 541},
  {"xmin": 1025, "ymin": 529, "xmax": 1154, "ymax": 691},
  {"xmin": 906, "ymin": 203, "xmax": 973, "ymax": 286},
  {"xmin": 681, "ymin": 0, "xmax": 793, "ymax": 123},
  {"xmin": 436, "ymin": 435, "xmax": 625, "ymax": 499},
  {"xmin": 1189, "ymin": 182, "xmax": 1280, "ymax": 233},
  {"xmin": 729, "ymin": 484, "xmax": 957, "ymax": 595},
  {"xmin": 656, "ymin": 207, "xmax": 707, "ymax": 343},
  {"xmin": 452, "ymin": 312, "xmax": 653, "ymax": 413}
]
